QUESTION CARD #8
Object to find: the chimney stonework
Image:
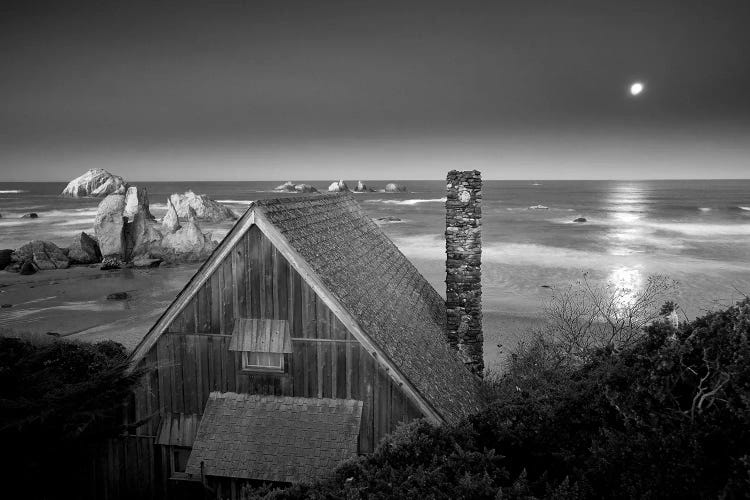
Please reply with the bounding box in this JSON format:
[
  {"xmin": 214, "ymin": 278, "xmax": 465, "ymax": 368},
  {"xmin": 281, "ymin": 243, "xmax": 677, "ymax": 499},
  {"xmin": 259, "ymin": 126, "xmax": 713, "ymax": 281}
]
[{"xmin": 445, "ymin": 170, "xmax": 483, "ymax": 377}]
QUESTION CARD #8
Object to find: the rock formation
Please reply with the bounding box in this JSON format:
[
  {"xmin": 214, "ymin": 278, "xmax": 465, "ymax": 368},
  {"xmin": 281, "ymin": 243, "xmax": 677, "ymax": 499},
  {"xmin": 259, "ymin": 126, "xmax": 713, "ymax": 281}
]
[
  {"xmin": 123, "ymin": 186, "xmax": 154, "ymax": 220},
  {"xmin": 384, "ymin": 183, "xmax": 407, "ymax": 193},
  {"xmin": 92, "ymin": 190, "xmax": 218, "ymax": 266},
  {"xmin": 13, "ymin": 240, "xmax": 70, "ymax": 270},
  {"xmin": 21, "ymin": 213, "xmax": 39, "ymax": 219},
  {"xmin": 162, "ymin": 199, "xmax": 181, "ymax": 233},
  {"xmin": 354, "ymin": 181, "xmax": 374, "ymax": 192},
  {"xmin": 126, "ymin": 209, "xmax": 163, "ymax": 258},
  {"xmin": 573, "ymin": 217, "xmax": 587, "ymax": 223},
  {"xmin": 161, "ymin": 221, "xmax": 218, "ymax": 262},
  {"xmin": 67, "ymin": 232, "xmax": 101, "ymax": 264},
  {"xmin": 94, "ymin": 194, "xmax": 127, "ymax": 262},
  {"xmin": 275, "ymin": 181, "xmax": 318, "ymax": 193},
  {"xmin": 274, "ymin": 181, "xmax": 296, "ymax": 192},
  {"xmin": 294, "ymin": 183, "xmax": 317, "ymax": 193},
  {"xmin": 62, "ymin": 168, "xmax": 127, "ymax": 197},
  {"xmin": 169, "ymin": 190, "xmax": 237, "ymax": 222},
  {"xmin": 328, "ymin": 180, "xmax": 349, "ymax": 192}
]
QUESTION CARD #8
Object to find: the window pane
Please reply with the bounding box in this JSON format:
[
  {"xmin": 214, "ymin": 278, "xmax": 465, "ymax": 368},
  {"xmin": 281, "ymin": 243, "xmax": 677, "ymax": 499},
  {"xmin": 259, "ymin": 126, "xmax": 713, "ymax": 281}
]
[
  {"xmin": 242, "ymin": 352, "xmax": 283, "ymax": 370},
  {"xmin": 173, "ymin": 448, "xmax": 190, "ymax": 473}
]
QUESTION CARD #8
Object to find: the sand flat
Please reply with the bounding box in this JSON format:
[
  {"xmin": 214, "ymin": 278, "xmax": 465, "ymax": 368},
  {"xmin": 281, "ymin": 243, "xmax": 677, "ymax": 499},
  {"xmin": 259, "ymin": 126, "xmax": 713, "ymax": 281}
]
[{"xmin": 0, "ymin": 264, "xmax": 199, "ymax": 348}]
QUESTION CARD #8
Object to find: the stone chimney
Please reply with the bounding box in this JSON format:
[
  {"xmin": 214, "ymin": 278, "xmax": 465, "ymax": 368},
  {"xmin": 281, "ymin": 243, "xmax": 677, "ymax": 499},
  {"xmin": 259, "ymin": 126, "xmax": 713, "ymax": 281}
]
[{"xmin": 445, "ymin": 170, "xmax": 483, "ymax": 377}]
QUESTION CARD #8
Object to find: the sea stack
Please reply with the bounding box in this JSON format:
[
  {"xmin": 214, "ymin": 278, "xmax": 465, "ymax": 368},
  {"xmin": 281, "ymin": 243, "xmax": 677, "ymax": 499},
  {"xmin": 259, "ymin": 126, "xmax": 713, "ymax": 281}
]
[{"xmin": 445, "ymin": 170, "xmax": 483, "ymax": 377}]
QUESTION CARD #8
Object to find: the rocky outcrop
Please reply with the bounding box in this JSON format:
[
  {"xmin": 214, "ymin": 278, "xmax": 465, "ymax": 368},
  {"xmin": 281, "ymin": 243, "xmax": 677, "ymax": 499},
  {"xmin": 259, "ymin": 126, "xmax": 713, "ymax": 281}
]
[
  {"xmin": 274, "ymin": 181, "xmax": 296, "ymax": 192},
  {"xmin": 20, "ymin": 262, "xmax": 37, "ymax": 275},
  {"xmin": 62, "ymin": 168, "xmax": 127, "ymax": 197},
  {"xmin": 328, "ymin": 180, "xmax": 349, "ymax": 192},
  {"xmin": 126, "ymin": 209, "xmax": 163, "ymax": 258},
  {"xmin": 14, "ymin": 240, "xmax": 70, "ymax": 270},
  {"xmin": 573, "ymin": 217, "xmax": 587, "ymax": 223},
  {"xmin": 274, "ymin": 182, "xmax": 318, "ymax": 193},
  {"xmin": 384, "ymin": 183, "xmax": 407, "ymax": 193},
  {"xmin": 123, "ymin": 186, "xmax": 154, "ymax": 220},
  {"xmin": 94, "ymin": 194, "xmax": 127, "ymax": 260},
  {"xmin": 294, "ymin": 183, "xmax": 317, "ymax": 193},
  {"xmin": 162, "ymin": 199, "xmax": 181, "ymax": 233},
  {"xmin": 169, "ymin": 190, "xmax": 237, "ymax": 222},
  {"xmin": 161, "ymin": 221, "xmax": 218, "ymax": 262},
  {"xmin": 67, "ymin": 232, "xmax": 101, "ymax": 264},
  {"xmin": 354, "ymin": 181, "xmax": 374, "ymax": 192},
  {"xmin": 21, "ymin": 213, "xmax": 39, "ymax": 219}
]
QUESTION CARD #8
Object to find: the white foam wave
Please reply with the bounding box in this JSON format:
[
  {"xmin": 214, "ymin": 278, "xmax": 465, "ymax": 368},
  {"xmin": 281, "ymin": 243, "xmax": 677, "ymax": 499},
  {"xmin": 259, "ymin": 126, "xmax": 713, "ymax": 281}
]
[
  {"xmin": 699, "ymin": 207, "xmax": 712, "ymax": 212},
  {"xmin": 41, "ymin": 209, "xmax": 98, "ymax": 218},
  {"xmin": 216, "ymin": 200, "xmax": 254, "ymax": 204},
  {"xmin": 366, "ymin": 197, "xmax": 446, "ymax": 206},
  {"xmin": 392, "ymin": 235, "xmax": 746, "ymax": 273},
  {"xmin": 0, "ymin": 190, "xmax": 27, "ymax": 194},
  {"xmin": 739, "ymin": 206, "xmax": 750, "ymax": 211},
  {"xmin": 646, "ymin": 222, "xmax": 750, "ymax": 237}
]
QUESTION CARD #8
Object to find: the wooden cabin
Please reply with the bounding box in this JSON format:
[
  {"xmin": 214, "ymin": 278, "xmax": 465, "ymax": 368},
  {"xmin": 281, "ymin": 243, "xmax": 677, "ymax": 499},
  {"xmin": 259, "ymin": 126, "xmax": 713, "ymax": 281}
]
[{"xmin": 87, "ymin": 191, "xmax": 482, "ymax": 499}]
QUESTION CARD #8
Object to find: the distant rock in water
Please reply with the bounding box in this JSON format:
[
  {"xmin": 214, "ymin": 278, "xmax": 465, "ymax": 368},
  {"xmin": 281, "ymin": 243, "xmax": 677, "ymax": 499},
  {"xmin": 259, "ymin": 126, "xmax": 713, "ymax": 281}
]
[
  {"xmin": 384, "ymin": 183, "xmax": 407, "ymax": 193},
  {"xmin": 573, "ymin": 217, "xmax": 587, "ymax": 223},
  {"xmin": 14, "ymin": 240, "xmax": 69, "ymax": 270},
  {"xmin": 274, "ymin": 181, "xmax": 318, "ymax": 193},
  {"xmin": 328, "ymin": 180, "xmax": 349, "ymax": 192},
  {"xmin": 376, "ymin": 216, "xmax": 402, "ymax": 222},
  {"xmin": 106, "ymin": 292, "xmax": 129, "ymax": 300},
  {"xmin": 62, "ymin": 168, "xmax": 127, "ymax": 197},
  {"xmin": 294, "ymin": 183, "xmax": 317, "ymax": 193},
  {"xmin": 68, "ymin": 232, "xmax": 101, "ymax": 264},
  {"xmin": 274, "ymin": 181, "xmax": 296, "ymax": 192},
  {"xmin": 354, "ymin": 181, "xmax": 375, "ymax": 193},
  {"xmin": 528, "ymin": 205, "xmax": 549, "ymax": 210},
  {"xmin": 21, "ymin": 213, "xmax": 39, "ymax": 219},
  {"xmin": 169, "ymin": 190, "xmax": 237, "ymax": 222},
  {"xmin": 123, "ymin": 186, "xmax": 154, "ymax": 220}
]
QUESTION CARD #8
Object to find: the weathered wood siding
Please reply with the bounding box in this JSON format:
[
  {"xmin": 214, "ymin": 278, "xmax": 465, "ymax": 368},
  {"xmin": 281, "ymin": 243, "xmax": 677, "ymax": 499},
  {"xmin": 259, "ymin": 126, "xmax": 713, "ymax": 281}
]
[{"xmin": 135, "ymin": 224, "xmax": 423, "ymax": 454}]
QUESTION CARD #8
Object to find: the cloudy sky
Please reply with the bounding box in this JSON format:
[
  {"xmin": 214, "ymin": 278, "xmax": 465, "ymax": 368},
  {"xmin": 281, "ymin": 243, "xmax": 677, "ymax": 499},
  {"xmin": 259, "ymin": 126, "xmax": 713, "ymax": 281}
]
[{"xmin": 2, "ymin": 0, "xmax": 749, "ymax": 180}]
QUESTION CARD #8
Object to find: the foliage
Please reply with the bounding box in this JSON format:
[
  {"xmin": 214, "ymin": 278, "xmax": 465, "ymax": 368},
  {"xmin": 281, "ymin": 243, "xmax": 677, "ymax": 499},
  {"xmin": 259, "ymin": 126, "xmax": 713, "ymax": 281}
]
[
  {"xmin": 249, "ymin": 299, "xmax": 750, "ymax": 499},
  {"xmin": 541, "ymin": 273, "xmax": 677, "ymax": 359},
  {"xmin": 0, "ymin": 337, "xmax": 142, "ymax": 496}
]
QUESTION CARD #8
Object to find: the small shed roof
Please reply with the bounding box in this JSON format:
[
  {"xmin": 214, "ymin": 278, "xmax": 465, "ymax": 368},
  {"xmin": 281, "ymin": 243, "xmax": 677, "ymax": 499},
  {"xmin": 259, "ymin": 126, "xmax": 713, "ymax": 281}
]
[{"xmin": 185, "ymin": 392, "xmax": 362, "ymax": 484}]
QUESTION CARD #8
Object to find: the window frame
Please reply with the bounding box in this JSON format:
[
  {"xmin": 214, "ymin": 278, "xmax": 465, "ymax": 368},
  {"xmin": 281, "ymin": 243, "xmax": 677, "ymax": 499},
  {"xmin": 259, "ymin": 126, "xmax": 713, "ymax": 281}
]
[
  {"xmin": 240, "ymin": 351, "xmax": 285, "ymax": 373},
  {"xmin": 168, "ymin": 446, "xmax": 192, "ymax": 481}
]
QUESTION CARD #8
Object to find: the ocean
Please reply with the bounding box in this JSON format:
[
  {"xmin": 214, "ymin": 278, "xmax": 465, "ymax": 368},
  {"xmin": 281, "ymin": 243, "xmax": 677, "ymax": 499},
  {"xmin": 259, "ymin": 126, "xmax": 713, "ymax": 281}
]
[{"xmin": 1, "ymin": 180, "xmax": 749, "ymax": 368}]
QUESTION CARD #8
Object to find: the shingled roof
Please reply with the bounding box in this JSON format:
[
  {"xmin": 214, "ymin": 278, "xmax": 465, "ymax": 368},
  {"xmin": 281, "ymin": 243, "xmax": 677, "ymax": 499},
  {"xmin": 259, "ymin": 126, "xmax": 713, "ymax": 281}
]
[
  {"xmin": 252, "ymin": 193, "xmax": 481, "ymax": 423},
  {"xmin": 185, "ymin": 392, "xmax": 362, "ymax": 484}
]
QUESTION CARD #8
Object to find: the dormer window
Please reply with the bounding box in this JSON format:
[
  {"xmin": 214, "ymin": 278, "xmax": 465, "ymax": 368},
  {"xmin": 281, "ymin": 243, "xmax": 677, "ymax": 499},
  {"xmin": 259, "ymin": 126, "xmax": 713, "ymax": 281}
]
[{"xmin": 229, "ymin": 318, "xmax": 292, "ymax": 374}]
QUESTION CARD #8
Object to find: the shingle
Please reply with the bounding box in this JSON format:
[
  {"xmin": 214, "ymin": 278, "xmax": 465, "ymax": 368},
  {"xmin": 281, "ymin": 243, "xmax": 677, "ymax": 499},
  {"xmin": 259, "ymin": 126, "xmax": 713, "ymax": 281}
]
[
  {"xmin": 253, "ymin": 193, "xmax": 481, "ymax": 424},
  {"xmin": 185, "ymin": 392, "xmax": 363, "ymax": 484}
]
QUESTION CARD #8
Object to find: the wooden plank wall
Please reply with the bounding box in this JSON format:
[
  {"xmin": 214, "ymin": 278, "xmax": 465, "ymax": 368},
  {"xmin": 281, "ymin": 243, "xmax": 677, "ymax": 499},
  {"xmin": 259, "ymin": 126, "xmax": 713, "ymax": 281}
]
[{"xmin": 139, "ymin": 224, "xmax": 424, "ymax": 455}]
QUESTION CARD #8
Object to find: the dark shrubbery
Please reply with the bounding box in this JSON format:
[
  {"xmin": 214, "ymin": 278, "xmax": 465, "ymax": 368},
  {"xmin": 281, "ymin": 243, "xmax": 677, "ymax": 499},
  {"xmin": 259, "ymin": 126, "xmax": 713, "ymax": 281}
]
[
  {"xmin": 255, "ymin": 299, "xmax": 750, "ymax": 499},
  {"xmin": 0, "ymin": 337, "xmax": 140, "ymax": 496}
]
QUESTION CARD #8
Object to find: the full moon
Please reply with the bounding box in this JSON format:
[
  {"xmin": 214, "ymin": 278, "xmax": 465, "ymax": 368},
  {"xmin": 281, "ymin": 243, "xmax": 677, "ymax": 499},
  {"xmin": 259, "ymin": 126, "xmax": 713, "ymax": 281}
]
[{"xmin": 630, "ymin": 82, "xmax": 645, "ymax": 96}]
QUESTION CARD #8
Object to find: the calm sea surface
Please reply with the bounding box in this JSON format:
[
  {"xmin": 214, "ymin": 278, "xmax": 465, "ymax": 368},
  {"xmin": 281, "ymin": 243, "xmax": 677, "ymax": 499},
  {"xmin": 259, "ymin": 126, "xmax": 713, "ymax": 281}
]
[{"xmin": 2, "ymin": 180, "xmax": 749, "ymax": 356}]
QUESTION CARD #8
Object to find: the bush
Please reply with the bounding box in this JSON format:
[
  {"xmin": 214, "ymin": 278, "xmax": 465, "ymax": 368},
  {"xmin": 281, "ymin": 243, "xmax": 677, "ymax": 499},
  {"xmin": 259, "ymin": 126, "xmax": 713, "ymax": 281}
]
[
  {"xmin": 0, "ymin": 337, "xmax": 141, "ymax": 496},
  {"xmin": 250, "ymin": 299, "xmax": 750, "ymax": 499}
]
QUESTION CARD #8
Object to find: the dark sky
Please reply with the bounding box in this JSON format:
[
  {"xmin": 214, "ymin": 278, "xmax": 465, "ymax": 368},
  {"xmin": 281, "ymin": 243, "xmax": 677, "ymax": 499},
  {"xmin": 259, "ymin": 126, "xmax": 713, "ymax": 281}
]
[{"xmin": 2, "ymin": 0, "xmax": 749, "ymax": 180}]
